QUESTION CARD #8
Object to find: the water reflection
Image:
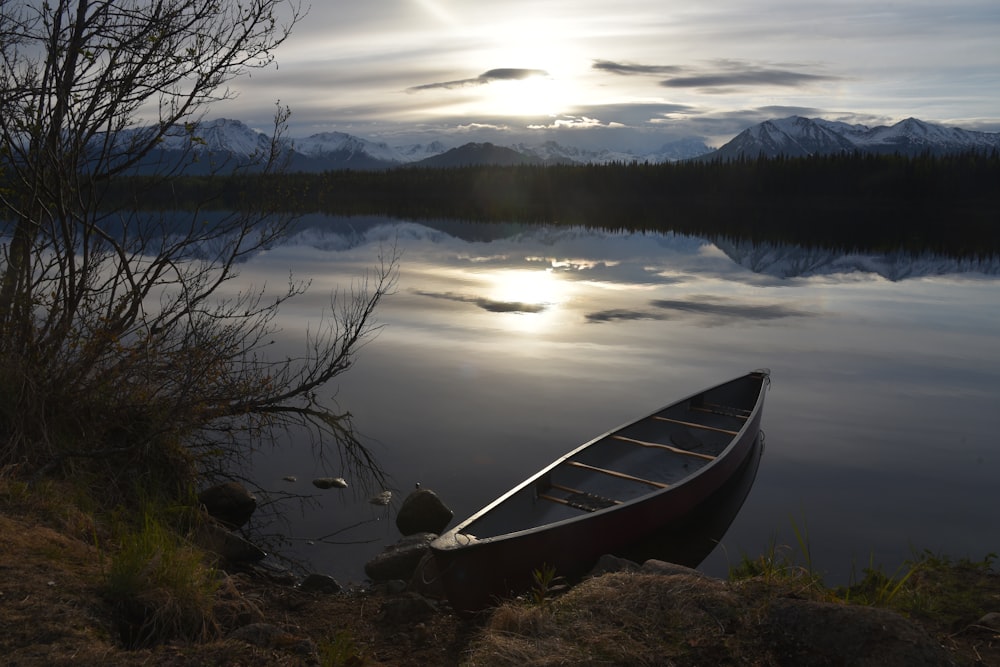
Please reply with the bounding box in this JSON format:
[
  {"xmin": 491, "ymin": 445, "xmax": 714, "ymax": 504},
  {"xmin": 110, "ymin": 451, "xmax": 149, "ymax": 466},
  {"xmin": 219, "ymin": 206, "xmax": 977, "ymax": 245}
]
[{"xmin": 243, "ymin": 216, "xmax": 1000, "ymax": 586}]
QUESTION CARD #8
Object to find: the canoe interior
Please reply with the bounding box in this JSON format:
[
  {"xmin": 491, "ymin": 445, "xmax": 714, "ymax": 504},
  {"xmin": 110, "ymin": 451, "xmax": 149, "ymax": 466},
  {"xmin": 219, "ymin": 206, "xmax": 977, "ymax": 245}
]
[{"xmin": 450, "ymin": 371, "xmax": 767, "ymax": 543}]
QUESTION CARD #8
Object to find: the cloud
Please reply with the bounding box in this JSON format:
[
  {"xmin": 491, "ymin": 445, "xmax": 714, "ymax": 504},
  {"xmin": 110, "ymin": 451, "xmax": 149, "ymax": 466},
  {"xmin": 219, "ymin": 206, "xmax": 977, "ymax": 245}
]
[
  {"xmin": 408, "ymin": 68, "xmax": 549, "ymax": 91},
  {"xmin": 593, "ymin": 58, "xmax": 839, "ymax": 92},
  {"xmin": 592, "ymin": 60, "xmax": 684, "ymax": 76},
  {"xmin": 662, "ymin": 70, "xmax": 835, "ymax": 90},
  {"xmin": 414, "ymin": 290, "xmax": 548, "ymax": 314},
  {"xmin": 586, "ymin": 294, "xmax": 810, "ymax": 325},
  {"xmin": 649, "ymin": 295, "xmax": 811, "ymax": 323},
  {"xmin": 586, "ymin": 309, "xmax": 667, "ymax": 323},
  {"xmin": 527, "ymin": 116, "xmax": 611, "ymax": 130},
  {"xmin": 663, "ymin": 59, "xmax": 840, "ymax": 91}
]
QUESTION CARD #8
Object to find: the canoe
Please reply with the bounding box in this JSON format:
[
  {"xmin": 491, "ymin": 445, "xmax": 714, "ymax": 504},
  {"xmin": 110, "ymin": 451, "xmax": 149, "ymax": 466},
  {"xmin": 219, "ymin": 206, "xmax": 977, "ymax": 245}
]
[{"xmin": 429, "ymin": 370, "xmax": 770, "ymax": 612}]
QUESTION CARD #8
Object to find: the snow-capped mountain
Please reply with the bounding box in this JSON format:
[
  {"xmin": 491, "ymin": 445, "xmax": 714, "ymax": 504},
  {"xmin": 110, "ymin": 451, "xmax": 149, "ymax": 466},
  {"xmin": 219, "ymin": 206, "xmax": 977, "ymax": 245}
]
[
  {"xmin": 510, "ymin": 137, "xmax": 712, "ymax": 165},
  {"xmin": 120, "ymin": 118, "xmax": 713, "ymax": 171},
  {"xmin": 290, "ymin": 131, "xmax": 405, "ymax": 163},
  {"xmin": 705, "ymin": 116, "xmax": 1000, "ymax": 160},
  {"xmin": 714, "ymin": 237, "xmax": 1000, "ymax": 281},
  {"xmin": 119, "ymin": 115, "xmax": 999, "ymax": 174},
  {"xmin": 153, "ymin": 118, "xmax": 275, "ymax": 156}
]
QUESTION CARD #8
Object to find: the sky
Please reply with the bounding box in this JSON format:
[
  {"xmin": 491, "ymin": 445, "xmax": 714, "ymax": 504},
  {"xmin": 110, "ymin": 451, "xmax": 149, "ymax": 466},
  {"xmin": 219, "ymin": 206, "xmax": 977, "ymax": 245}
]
[{"xmin": 214, "ymin": 0, "xmax": 1000, "ymax": 151}]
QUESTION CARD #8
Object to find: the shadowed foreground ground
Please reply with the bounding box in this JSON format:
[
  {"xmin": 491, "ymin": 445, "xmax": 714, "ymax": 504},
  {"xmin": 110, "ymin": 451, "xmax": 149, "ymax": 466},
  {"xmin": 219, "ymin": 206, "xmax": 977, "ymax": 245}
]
[{"xmin": 1, "ymin": 499, "xmax": 997, "ymax": 666}]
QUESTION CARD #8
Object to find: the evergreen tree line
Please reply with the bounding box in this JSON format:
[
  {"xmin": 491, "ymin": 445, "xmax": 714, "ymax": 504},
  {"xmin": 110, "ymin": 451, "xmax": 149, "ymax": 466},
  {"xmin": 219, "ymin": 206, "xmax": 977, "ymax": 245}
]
[{"xmin": 109, "ymin": 150, "xmax": 1000, "ymax": 257}]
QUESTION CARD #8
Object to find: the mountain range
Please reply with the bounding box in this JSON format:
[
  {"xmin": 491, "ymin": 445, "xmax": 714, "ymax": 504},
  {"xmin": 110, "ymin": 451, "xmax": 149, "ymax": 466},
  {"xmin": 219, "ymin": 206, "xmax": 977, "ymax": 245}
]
[
  {"xmin": 708, "ymin": 116, "xmax": 1000, "ymax": 161},
  {"xmin": 132, "ymin": 116, "xmax": 1000, "ymax": 174}
]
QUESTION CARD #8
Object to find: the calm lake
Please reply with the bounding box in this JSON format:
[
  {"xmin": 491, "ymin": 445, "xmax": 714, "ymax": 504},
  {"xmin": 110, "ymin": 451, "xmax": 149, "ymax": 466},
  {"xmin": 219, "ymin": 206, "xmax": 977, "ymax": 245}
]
[{"xmin": 241, "ymin": 215, "xmax": 1000, "ymax": 587}]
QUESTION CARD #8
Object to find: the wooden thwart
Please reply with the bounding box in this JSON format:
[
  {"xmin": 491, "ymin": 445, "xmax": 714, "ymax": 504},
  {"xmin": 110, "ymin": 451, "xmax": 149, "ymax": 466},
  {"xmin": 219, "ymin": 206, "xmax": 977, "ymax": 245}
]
[
  {"xmin": 566, "ymin": 460, "xmax": 669, "ymax": 488},
  {"xmin": 692, "ymin": 403, "xmax": 751, "ymax": 419},
  {"xmin": 549, "ymin": 482, "xmax": 622, "ymax": 503},
  {"xmin": 612, "ymin": 434, "xmax": 717, "ymax": 461},
  {"xmin": 653, "ymin": 415, "xmax": 739, "ymax": 435}
]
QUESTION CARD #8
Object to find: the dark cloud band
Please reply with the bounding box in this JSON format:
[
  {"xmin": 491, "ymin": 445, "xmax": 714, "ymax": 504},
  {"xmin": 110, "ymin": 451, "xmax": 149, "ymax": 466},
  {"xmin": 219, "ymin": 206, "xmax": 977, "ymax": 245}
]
[
  {"xmin": 593, "ymin": 58, "xmax": 838, "ymax": 91},
  {"xmin": 592, "ymin": 60, "xmax": 684, "ymax": 76},
  {"xmin": 415, "ymin": 290, "xmax": 548, "ymax": 314},
  {"xmin": 661, "ymin": 70, "xmax": 836, "ymax": 89},
  {"xmin": 409, "ymin": 68, "xmax": 549, "ymax": 92}
]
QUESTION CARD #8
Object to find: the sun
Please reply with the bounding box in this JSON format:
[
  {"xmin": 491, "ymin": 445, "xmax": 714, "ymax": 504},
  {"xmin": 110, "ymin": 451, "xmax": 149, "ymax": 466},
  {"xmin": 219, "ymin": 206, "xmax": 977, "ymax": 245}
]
[
  {"xmin": 485, "ymin": 267, "xmax": 572, "ymax": 334},
  {"xmin": 481, "ymin": 74, "xmax": 567, "ymax": 118},
  {"xmin": 490, "ymin": 268, "xmax": 565, "ymax": 306},
  {"xmin": 471, "ymin": 24, "xmax": 588, "ymax": 118}
]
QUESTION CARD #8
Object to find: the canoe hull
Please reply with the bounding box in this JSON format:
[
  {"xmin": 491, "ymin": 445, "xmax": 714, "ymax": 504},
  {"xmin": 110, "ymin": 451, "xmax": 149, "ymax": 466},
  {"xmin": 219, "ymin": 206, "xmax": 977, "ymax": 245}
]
[{"xmin": 430, "ymin": 371, "xmax": 769, "ymax": 612}]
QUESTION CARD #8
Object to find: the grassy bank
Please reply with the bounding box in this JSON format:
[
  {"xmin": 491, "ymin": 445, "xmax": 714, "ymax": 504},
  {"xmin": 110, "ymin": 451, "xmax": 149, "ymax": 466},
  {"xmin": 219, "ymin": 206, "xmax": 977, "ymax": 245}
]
[{"xmin": 1, "ymin": 472, "xmax": 997, "ymax": 665}]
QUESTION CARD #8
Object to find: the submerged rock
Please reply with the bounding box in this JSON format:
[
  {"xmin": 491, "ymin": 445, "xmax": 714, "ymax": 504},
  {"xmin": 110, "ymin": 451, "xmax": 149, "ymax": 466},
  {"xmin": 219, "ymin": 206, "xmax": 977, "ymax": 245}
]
[
  {"xmin": 395, "ymin": 488, "xmax": 454, "ymax": 536},
  {"xmin": 312, "ymin": 477, "xmax": 348, "ymax": 489},
  {"xmin": 369, "ymin": 490, "xmax": 392, "ymax": 506}
]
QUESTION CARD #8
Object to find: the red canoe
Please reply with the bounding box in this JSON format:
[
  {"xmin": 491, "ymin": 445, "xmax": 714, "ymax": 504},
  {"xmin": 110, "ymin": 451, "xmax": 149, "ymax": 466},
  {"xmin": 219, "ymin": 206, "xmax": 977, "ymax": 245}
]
[{"xmin": 430, "ymin": 370, "xmax": 771, "ymax": 612}]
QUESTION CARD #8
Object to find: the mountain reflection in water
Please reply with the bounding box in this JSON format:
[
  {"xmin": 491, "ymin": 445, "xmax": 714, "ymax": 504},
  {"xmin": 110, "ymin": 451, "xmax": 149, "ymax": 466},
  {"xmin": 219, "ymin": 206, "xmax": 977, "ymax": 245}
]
[{"xmin": 241, "ymin": 216, "xmax": 999, "ymax": 587}]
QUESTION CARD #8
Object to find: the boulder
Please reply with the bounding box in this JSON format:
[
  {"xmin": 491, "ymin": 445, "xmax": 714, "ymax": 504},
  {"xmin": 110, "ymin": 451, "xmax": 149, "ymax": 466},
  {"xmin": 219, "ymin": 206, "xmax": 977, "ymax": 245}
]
[
  {"xmin": 198, "ymin": 481, "xmax": 256, "ymax": 528},
  {"xmin": 588, "ymin": 554, "xmax": 641, "ymax": 577},
  {"xmin": 979, "ymin": 611, "xmax": 1000, "ymax": 631},
  {"xmin": 395, "ymin": 488, "xmax": 453, "ymax": 536},
  {"xmin": 365, "ymin": 532, "xmax": 436, "ymax": 582},
  {"xmin": 640, "ymin": 559, "xmax": 711, "ymax": 578}
]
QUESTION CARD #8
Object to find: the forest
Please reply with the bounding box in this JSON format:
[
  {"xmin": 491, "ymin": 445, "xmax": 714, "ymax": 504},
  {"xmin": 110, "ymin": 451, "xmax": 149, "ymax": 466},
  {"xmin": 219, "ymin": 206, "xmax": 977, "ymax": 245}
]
[{"xmin": 110, "ymin": 150, "xmax": 1000, "ymax": 257}]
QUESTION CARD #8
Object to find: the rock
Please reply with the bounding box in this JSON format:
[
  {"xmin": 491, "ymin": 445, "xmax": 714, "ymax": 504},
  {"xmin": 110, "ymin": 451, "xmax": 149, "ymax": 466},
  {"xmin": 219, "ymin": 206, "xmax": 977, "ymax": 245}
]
[
  {"xmin": 193, "ymin": 520, "xmax": 266, "ymax": 562},
  {"xmin": 385, "ymin": 579, "xmax": 408, "ymax": 595},
  {"xmin": 380, "ymin": 592, "xmax": 438, "ymax": 624},
  {"xmin": 762, "ymin": 597, "xmax": 955, "ymax": 666},
  {"xmin": 640, "ymin": 559, "xmax": 711, "ymax": 578},
  {"xmin": 588, "ymin": 554, "xmax": 641, "ymax": 577},
  {"xmin": 979, "ymin": 611, "xmax": 1000, "ymax": 630},
  {"xmin": 298, "ymin": 573, "xmax": 342, "ymax": 594},
  {"xmin": 198, "ymin": 481, "xmax": 256, "ymax": 529},
  {"xmin": 395, "ymin": 488, "xmax": 454, "ymax": 536},
  {"xmin": 282, "ymin": 475, "xmax": 297, "ymax": 482},
  {"xmin": 370, "ymin": 490, "xmax": 392, "ymax": 505},
  {"xmin": 365, "ymin": 532, "xmax": 436, "ymax": 582},
  {"xmin": 312, "ymin": 477, "xmax": 347, "ymax": 489}
]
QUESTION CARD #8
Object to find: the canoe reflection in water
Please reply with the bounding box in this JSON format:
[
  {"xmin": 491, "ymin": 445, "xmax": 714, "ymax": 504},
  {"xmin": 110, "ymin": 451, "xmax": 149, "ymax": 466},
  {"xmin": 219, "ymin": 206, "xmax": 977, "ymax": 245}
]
[
  {"xmin": 430, "ymin": 371, "xmax": 770, "ymax": 612},
  {"xmin": 612, "ymin": 431, "xmax": 763, "ymax": 568}
]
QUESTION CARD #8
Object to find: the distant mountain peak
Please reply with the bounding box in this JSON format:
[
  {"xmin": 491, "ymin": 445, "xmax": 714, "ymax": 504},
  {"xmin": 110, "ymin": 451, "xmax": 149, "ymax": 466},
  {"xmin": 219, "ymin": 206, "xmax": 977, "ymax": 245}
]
[
  {"xmin": 122, "ymin": 115, "xmax": 999, "ymax": 175},
  {"xmin": 706, "ymin": 116, "xmax": 1000, "ymax": 160}
]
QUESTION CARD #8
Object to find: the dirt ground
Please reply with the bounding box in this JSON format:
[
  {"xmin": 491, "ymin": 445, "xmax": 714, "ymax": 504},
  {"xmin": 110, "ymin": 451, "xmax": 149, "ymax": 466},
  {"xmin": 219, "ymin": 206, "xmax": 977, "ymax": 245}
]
[
  {"xmin": 0, "ymin": 509, "xmax": 479, "ymax": 665},
  {"xmin": 1, "ymin": 508, "xmax": 998, "ymax": 666}
]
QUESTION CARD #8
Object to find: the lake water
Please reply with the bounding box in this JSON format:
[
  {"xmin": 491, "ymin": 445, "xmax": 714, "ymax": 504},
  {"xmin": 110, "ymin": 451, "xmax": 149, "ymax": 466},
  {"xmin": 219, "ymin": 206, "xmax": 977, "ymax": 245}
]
[{"xmin": 241, "ymin": 215, "xmax": 1000, "ymax": 587}]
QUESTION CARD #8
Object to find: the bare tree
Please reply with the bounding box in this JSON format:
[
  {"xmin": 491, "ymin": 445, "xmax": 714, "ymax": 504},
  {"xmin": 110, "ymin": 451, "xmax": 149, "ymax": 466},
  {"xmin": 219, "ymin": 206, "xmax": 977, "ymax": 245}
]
[{"xmin": 0, "ymin": 0, "xmax": 395, "ymax": 500}]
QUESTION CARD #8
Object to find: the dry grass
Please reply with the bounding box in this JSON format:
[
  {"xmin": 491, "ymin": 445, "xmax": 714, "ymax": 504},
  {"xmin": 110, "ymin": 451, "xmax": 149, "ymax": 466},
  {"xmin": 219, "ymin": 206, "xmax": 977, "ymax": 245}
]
[
  {"xmin": 466, "ymin": 563, "xmax": 1000, "ymax": 667},
  {"xmin": 466, "ymin": 572, "xmax": 757, "ymax": 666},
  {"xmin": 2, "ymin": 470, "xmax": 997, "ymax": 666}
]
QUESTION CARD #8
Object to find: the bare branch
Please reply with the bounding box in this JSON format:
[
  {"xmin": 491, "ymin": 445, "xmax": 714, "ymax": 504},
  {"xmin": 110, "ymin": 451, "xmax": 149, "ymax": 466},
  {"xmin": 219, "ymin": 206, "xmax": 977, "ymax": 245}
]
[{"xmin": 0, "ymin": 1, "xmax": 393, "ymax": 506}]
